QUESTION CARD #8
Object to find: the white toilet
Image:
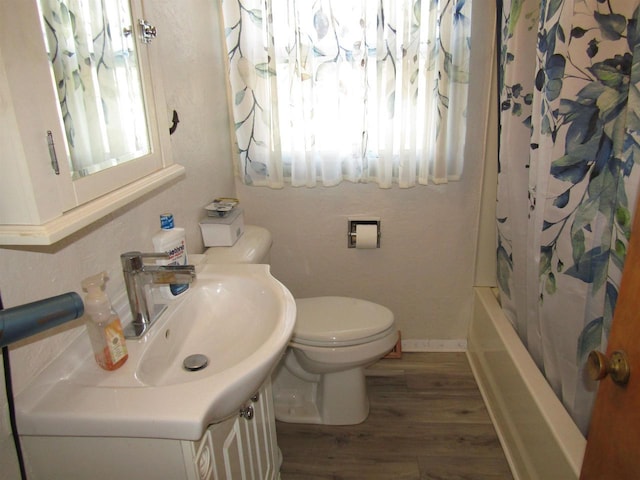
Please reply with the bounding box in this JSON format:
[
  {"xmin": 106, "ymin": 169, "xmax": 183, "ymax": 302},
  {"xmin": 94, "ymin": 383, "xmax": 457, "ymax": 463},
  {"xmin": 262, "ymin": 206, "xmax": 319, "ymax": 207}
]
[{"xmin": 203, "ymin": 225, "xmax": 398, "ymax": 425}]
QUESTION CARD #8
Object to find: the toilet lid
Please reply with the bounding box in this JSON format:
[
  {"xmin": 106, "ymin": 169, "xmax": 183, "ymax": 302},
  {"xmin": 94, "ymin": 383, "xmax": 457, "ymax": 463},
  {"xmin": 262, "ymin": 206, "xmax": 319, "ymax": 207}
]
[{"xmin": 293, "ymin": 297, "xmax": 394, "ymax": 346}]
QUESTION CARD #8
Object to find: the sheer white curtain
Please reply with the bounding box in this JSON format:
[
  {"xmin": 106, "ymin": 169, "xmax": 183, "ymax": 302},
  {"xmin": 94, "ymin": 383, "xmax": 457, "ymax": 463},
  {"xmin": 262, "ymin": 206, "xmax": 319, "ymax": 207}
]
[{"xmin": 220, "ymin": 0, "xmax": 472, "ymax": 188}]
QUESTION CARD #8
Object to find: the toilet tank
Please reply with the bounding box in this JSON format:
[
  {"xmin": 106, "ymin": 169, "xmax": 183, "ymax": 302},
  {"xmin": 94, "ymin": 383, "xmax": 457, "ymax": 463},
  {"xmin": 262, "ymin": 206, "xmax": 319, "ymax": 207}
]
[{"xmin": 203, "ymin": 225, "xmax": 272, "ymax": 264}]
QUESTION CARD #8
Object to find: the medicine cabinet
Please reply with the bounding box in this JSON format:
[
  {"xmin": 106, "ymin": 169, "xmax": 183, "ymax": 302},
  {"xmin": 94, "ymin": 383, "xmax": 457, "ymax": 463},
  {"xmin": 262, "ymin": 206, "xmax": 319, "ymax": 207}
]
[{"xmin": 0, "ymin": 0, "xmax": 183, "ymax": 246}]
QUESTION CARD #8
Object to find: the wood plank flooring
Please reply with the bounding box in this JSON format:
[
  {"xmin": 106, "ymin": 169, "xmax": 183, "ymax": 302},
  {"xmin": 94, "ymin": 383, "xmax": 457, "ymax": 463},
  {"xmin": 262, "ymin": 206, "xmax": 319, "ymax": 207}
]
[{"xmin": 276, "ymin": 352, "xmax": 514, "ymax": 480}]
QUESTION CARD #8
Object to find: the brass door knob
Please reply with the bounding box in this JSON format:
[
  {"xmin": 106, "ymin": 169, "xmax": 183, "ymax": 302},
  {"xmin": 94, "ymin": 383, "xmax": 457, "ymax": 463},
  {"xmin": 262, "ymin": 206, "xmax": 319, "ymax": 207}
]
[{"xmin": 587, "ymin": 350, "xmax": 630, "ymax": 385}]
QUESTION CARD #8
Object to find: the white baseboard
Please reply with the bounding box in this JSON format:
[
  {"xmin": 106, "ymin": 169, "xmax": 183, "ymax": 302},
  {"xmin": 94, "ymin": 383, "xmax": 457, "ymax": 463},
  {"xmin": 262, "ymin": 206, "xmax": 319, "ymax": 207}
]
[{"xmin": 401, "ymin": 339, "xmax": 467, "ymax": 352}]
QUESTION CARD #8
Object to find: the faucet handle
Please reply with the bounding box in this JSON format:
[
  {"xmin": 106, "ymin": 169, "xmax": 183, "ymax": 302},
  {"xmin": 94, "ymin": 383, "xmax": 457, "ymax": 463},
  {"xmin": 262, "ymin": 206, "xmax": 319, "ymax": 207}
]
[{"xmin": 121, "ymin": 251, "xmax": 169, "ymax": 272}]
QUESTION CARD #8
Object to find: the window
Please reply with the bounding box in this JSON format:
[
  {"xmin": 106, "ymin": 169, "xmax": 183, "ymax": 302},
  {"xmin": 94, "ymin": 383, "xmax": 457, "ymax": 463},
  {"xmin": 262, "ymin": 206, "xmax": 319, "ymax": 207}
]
[{"xmin": 221, "ymin": 0, "xmax": 472, "ymax": 188}]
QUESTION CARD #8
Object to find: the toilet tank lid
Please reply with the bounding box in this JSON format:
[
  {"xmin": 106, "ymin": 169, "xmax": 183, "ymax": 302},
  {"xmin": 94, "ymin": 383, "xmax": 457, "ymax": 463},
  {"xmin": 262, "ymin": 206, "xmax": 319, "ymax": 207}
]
[
  {"xmin": 293, "ymin": 296, "xmax": 394, "ymax": 343},
  {"xmin": 204, "ymin": 225, "xmax": 272, "ymax": 263}
]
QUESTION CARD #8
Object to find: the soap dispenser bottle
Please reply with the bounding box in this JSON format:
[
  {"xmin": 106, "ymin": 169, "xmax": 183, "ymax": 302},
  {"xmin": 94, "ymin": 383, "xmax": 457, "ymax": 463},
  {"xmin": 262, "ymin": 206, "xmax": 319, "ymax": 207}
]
[{"xmin": 81, "ymin": 272, "xmax": 128, "ymax": 371}]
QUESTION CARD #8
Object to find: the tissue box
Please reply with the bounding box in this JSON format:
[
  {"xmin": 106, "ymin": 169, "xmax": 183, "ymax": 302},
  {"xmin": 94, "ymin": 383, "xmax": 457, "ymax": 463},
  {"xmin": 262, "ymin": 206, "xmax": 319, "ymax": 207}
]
[{"xmin": 199, "ymin": 208, "xmax": 244, "ymax": 246}]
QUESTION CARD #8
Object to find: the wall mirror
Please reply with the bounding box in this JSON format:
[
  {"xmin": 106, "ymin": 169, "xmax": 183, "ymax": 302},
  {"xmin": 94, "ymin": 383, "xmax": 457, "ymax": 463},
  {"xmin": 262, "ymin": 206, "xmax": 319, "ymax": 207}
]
[{"xmin": 38, "ymin": 0, "xmax": 150, "ymax": 179}]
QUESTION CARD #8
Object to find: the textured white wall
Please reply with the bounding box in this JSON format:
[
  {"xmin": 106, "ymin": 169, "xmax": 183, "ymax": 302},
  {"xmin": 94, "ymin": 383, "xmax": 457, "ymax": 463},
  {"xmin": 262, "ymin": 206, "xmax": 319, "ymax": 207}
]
[
  {"xmin": 236, "ymin": 153, "xmax": 483, "ymax": 344},
  {"xmin": 235, "ymin": 1, "xmax": 497, "ymax": 346}
]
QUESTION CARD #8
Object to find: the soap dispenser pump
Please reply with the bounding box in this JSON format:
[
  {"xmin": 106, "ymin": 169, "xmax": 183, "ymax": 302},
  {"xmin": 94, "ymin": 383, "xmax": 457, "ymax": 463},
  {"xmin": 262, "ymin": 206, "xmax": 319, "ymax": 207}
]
[{"xmin": 81, "ymin": 272, "xmax": 128, "ymax": 371}]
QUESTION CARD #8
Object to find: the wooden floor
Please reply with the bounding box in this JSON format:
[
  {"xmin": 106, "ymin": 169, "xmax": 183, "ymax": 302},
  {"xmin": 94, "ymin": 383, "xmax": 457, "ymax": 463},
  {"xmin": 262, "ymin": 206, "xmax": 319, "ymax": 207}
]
[{"xmin": 276, "ymin": 352, "xmax": 514, "ymax": 480}]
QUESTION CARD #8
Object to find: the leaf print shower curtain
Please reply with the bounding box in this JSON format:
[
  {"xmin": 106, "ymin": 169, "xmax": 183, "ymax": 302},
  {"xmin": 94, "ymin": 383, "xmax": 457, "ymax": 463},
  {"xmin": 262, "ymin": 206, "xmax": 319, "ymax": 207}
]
[{"xmin": 497, "ymin": 0, "xmax": 640, "ymax": 434}]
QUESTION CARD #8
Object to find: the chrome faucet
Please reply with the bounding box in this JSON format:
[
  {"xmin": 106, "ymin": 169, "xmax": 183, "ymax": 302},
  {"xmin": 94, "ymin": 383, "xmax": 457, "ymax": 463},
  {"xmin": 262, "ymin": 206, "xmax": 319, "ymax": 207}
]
[{"xmin": 120, "ymin": 251, "xmax": 196, "ymax": 338}]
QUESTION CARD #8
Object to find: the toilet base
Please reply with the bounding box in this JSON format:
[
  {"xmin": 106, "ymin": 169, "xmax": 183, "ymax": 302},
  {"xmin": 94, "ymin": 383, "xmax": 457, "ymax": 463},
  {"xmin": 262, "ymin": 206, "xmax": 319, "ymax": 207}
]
[
  {"xmin": 273, "ymin": 392, "xmax": 322, "ymax": 424},
  {"xmin": 273, "ymin": 362, "xmax": 370, "ymax": 425}
]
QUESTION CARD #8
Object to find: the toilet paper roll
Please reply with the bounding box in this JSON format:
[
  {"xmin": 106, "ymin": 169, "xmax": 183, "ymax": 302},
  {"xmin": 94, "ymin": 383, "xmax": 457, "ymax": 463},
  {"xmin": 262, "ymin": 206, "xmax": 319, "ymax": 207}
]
[{"xmin": 355, "ymin": 224, "xmax": 378, "ymax": 248}]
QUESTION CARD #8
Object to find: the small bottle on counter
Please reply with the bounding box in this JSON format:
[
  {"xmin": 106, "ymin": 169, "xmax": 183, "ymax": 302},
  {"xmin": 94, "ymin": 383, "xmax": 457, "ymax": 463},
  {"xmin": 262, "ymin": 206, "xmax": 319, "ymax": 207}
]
[
  {"xmin": 152, "ymin": 213, "xmax": 189, "ymax": 296},
  {"xmin": 81, "ymin": 272, "xmax": 128, "ymax": 371}
]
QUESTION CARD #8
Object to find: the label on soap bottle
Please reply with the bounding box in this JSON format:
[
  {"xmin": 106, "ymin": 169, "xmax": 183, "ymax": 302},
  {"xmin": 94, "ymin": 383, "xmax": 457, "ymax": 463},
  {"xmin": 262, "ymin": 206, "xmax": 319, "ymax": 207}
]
[{"xmin": 104, "ymin": 319, "xmax": 128, "ymax": 366}]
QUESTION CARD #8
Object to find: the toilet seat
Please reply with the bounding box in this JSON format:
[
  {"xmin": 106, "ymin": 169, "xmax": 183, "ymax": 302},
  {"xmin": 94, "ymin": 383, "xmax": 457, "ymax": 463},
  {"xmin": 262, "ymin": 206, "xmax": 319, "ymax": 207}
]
[{"xmin": 292, "ymin": 297, "xmax": 394, "ymax": 347}]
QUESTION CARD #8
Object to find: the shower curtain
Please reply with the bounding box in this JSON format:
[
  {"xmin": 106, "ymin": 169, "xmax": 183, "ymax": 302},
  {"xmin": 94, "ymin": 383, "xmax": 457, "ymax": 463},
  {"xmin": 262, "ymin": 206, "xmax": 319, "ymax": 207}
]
[{"xmin": 497, "ymin": 0, "xmax": 640, "ymax": 434}]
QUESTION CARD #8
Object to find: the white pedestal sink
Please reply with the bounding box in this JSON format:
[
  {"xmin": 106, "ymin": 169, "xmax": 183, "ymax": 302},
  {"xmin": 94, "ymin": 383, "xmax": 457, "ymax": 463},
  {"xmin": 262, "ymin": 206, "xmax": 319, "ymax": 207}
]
[{"xmin": 16, "ymin": 264, "xmax": 296, "ymax": 441}]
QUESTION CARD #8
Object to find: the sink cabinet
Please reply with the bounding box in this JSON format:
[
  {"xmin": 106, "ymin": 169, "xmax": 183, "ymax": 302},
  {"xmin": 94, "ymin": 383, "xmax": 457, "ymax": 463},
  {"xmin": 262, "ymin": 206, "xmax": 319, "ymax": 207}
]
[
  {"xmin": 21, "ymin": 380, "xmax": 281, "ymax": 480},
  {"xmin": 190, "ymin": 382, "xmax": 281, "ymax": 480}
]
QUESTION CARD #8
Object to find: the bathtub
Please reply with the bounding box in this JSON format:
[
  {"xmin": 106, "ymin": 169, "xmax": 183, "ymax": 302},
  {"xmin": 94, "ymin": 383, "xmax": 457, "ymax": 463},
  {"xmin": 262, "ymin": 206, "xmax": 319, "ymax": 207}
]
[{"xmin": 467, "ymin": 287, "xmax": 586, "ymax": 480}]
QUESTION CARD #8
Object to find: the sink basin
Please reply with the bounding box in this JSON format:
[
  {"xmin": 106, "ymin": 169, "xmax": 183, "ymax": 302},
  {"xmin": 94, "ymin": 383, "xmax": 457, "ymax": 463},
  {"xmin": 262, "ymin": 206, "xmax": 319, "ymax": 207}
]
[
  {"xmin": 137, "ymin": 272, "xmax": 286, "ymax": 387},
  {"xmin": 16, "ymin": 264, "xmax": 296, "ymax": 440}
]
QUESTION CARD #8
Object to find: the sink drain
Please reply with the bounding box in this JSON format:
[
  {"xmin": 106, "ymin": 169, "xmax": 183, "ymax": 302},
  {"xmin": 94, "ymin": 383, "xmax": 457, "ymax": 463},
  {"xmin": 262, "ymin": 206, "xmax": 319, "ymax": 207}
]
[{"xmin": 183, "ymin": 354, "xmax": 209, "ymax": 372}]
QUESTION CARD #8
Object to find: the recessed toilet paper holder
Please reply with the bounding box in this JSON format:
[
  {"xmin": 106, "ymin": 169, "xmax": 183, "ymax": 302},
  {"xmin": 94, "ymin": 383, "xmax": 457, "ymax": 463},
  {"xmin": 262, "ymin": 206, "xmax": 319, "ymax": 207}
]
[{"xmin": 347, "ymin": 219, "xmax": 381, "ymax": 248}]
